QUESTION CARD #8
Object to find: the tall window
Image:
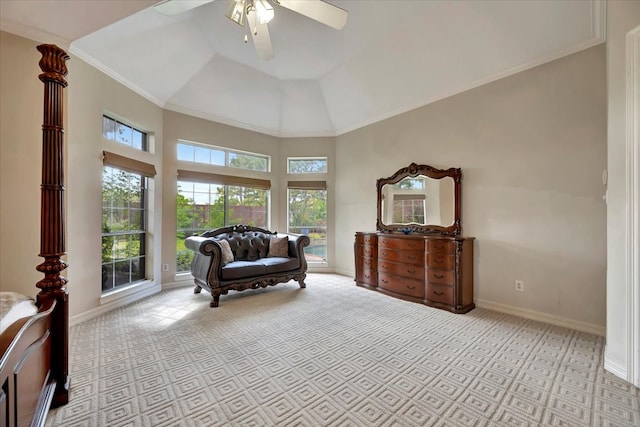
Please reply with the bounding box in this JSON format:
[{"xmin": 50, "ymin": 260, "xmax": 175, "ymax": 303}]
[
  {"xmin": 176, "ymin": 173, "xmax": 270, "ymax": 272},
  {"xmin": 288, "ymin": 182, "xmax": 327, "ymax": 264},
  {"xmin": 392, "ymin": 178, "xmax": 426, "ymax": 224},
  {"xmin": 102, "ymin": 167, "xmax": 147, "ymax": 292}
]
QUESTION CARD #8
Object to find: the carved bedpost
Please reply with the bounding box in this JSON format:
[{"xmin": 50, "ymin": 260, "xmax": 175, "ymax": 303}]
[{"xmin": 34, "ymin": 44, "xmax": 70, "ymax": 407}]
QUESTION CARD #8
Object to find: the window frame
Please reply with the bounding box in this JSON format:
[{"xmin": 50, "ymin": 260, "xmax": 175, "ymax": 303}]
[
  {"xmin": 287, "ymin": 157, "xmax": 328, "ymax": 174},
  {"xmin": 101, "ymin": 166, "xmax": 149, "ymax": 293},
  {"xmin": 177, "ymin": 140, "xmax": 271, "ymax": 172}
]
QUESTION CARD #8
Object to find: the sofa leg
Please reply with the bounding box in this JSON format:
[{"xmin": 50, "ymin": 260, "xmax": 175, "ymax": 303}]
[
  {"xmin": 298, "ymin": 280, "xmax": 306, "ymax": 289},
  {"xmin": 210, "ymin": 293, "xmax": 220, "ymax": 307},
  {"xmin": 194, "ymin": 284, "xmax": 202, "ymax": 294}
]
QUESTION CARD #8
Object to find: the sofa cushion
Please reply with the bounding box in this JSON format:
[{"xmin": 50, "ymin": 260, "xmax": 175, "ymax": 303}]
[
  {"xmin": 268, "ymin": 236, "xmax": 289, "ymax": 257},
  {"xmin": 218, "ymin": 239, "xmax": 235, "ymax": 265},
  {"xmin": 221, "ymin": 261, "xmax": 267, "ymax": 281},
  {"xmin": 226, "ymin": 232, "xmax": 270, "ymax": 260},
  {"xmin": 259, "ymin": 257, "xmax": 300, "ymax": 274}
]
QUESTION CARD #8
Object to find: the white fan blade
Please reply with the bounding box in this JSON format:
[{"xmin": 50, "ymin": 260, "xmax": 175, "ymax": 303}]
[
  {"xmin": 247, "ymin": 9, "xmax": 274, "ymax": 60},
  {"xmin": 276, "ymin": 0, "xmax": 347, "ymax": 30},
  {"xmin": 154, "ymin": 0, "xmax": 215, "ymax": 16}
]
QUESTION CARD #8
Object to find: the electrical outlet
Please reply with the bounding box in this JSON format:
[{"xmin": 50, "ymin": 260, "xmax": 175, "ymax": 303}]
[
  {"xmin": 162, "ymin": 264, "xmax": 169, "ymax": 272},
  {"xmin": 515, "ymin": 280, "xmax": 524, "ymax": 292}
]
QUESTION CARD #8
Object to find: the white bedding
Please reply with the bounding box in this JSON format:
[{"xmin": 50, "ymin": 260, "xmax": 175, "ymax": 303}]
[{"xmin": 0, "ymin": 292, "xmax": 38, "ymax": 335}]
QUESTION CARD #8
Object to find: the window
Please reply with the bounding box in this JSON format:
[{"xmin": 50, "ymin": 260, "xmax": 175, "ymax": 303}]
[
  {"xmin": 176, "ymin": 171, "xmax": 270, "ymax": 272},
  {"xmin": 177, "ymin": 141, "xmax": 269, "ymax": 172},
  {"xmin": 102, "ymin": 167, "xmax": 147, "ymax": 292},
  {"xmin": 288, "ymin": 181, "xmax": 327, "ymax": 264},
  {"xmin": 103, "ymin": 115, "xmax": 147, "ymax": 151},
  {"xmin": 393, "ymin": 195, "xmax": 426, "ymax": 224},
  {"xmin": 288, "ymin": 157, "xmax": 327, "ymax": 174},
  {"xmin": 392, "ymin": 177, "xmax": 426, "ymax": 223}
]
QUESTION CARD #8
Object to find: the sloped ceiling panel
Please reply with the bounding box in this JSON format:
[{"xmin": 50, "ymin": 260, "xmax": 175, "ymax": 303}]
[{"xmin": 321, "ymin": 0, "xmax": 602, "ymax": 135}]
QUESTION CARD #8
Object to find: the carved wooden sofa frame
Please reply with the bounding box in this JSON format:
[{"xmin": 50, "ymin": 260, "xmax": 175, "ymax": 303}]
[{"xmin": 185, "ymin": 225, "xmax": 310, "ymax": 307}]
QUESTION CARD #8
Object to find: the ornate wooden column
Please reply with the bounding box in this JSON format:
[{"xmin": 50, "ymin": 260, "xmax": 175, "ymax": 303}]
[{"xmin": 34, "ymin": 44, "xmax": 70, "ymax": 407}]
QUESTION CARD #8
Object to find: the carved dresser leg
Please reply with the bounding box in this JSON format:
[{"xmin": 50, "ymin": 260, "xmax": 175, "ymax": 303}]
[{"xmin": 194, "ymin": 284, "xmax": 202, "ymax": 294}]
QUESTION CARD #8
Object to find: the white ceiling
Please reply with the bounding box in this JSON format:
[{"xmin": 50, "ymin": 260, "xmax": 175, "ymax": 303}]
[{"xmin": 1, "ymin": 0, "xmax": 604, "ymax": 137}]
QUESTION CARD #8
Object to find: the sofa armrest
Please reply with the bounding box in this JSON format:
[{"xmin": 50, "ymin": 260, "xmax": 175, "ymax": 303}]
[
  {"xmin": 281, "ymin": 233, "xmax": 310, "ymax": 260},
  {"xmin": 185, "ymin": 236, "xmax": 224, "ymax": 288}
]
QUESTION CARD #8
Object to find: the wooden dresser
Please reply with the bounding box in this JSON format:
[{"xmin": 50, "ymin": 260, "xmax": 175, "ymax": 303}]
[{"xmin": 355, "ymin": 232, "xmax": 475, "ymax": 313}]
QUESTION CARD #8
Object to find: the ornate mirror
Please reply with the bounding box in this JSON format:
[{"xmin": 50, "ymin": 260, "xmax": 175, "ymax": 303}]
[{"xmin": 376, "ymin": 163, "xmax": 462, "ymax": 236}]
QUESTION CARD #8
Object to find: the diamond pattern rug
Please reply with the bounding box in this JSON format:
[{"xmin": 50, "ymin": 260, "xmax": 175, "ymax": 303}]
[{"xmin": 47, "ymin": 274, "xmax": 639, "ymax": 426}]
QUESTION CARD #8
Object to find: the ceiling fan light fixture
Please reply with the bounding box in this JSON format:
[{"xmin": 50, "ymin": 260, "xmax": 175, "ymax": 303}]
[
  {"xmin": 226, "ymin": 0, "xmax": 246, "ymax": 26},
  {"xmin": 255, "ymin": 0, "xmax": 274, "ymax": 24}
]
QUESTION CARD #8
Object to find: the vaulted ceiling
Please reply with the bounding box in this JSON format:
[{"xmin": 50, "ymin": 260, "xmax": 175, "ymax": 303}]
[{"xmin": 1, "ymin": 0, "xmax": 604, "ymax": 137}]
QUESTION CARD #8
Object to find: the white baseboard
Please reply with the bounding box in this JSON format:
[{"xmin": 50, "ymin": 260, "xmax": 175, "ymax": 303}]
[
  {"xmin": 476, "ymin": 298, "xmax": 606, "ymax": 336},
  {"xmin": 70, "ymin": 284, "xmax": 161, "ymax": 326},
  {"xmin": 604, "ymin": 347, "xmax": 629, "ymax": 381},
  {"xmin": 333, "ymin": 268, "xmax": 354, "ymax": 278}
]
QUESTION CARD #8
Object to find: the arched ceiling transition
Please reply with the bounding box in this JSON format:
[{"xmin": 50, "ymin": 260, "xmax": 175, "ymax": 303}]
[{"xmin": 1, "ymin": 0, "xmax": 604, "ymax": 137}]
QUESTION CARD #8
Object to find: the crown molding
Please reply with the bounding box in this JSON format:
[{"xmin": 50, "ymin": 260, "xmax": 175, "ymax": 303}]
[{"xmin": 69, "ymin": 44, "xmax": 166, "ymax": 108}]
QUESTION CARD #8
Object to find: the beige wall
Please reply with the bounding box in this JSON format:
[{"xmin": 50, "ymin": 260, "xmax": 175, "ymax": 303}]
[
  {"xmin": 1, "ymin": 29, "xmax": 608, "ymax": 334},
  {"xmin": 0, "ymin": 32, "xmax": 47, "ymax": 298},
  {"xmin": 67, "ymin": 48, "xmax": 164, "ymax": 317},
  {"xmin": 0, "ymin": 31, "xmax": 164, "ymax": 317},
  {"xmin": 605, "ymin": 0, "xmax": 640, "ymax": 378},
  {"xmin": 336, "ymin": 45, "xmax": 607, "ymax": 329}
]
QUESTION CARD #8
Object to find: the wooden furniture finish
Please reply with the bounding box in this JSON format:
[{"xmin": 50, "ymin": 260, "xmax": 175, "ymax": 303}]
[
  {"xmin": 355, "ymin": 232, "xmax": 475, "ymax": 314},
  {"xmin": 0, "ymin": 44, "xmax": 70, "ymax": 427}
]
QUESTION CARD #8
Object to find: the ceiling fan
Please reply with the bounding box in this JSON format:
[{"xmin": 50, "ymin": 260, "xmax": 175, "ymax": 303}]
[{"xmin": 153, "ymin": 0, "xmax": 348, "ymax": 61}]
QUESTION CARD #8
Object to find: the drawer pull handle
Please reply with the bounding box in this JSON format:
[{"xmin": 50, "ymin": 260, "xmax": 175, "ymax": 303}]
[
  {"xmin": 434, "ymin": 274, "xmax": 444, "ymax": 279},
  {"xmin": 435, "ymin": 259, "xmax": 444, "ymax": 264},
  {"xmin": 365, "ymin": 261, "xmax": 371, "ymax": 266},
  {"xmin": 381, "ymin": 252, "xmax": 388, "ymax": 256},
  {"xmin": 407, "ymin": 269, "xmax": 416, "ymax": 274},
  {"xmin": 434, "ymin": 291, "xmax": 444, "ymax": 296},
  {"xmin": 364, "ymin": 274, "xmax": 370, "ymax": 279},
  {"xmin": 381, "ymin": 279, "xmax": 389, "ymax": 284},
  {"xmin": 407, "ymin": 256, "xmax": 416, "ymax": 261},
  {"xmin": 382, "ymin": 265, "xmax": 389, "ymax": 269},
  {"xmin": 407, "ymin": 285, "xmax": 416, "ymax": 290},
  {"xmin": 408, "ymin": 243, "xmax": 416, "ymax": 247}
]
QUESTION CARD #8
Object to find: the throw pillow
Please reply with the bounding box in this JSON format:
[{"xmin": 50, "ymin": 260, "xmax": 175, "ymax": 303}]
[
  {"xmin": 218, "ymin": 239, "xmax": 235, "ymax": 265},
  {"xmin": 269, "ymin": 236, "xmax": 289, "ymax": 258}
]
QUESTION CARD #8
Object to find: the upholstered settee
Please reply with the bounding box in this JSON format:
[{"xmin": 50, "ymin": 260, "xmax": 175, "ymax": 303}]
[{"xmin": 185, "ymin": 224, "xmax": 310, "ymax": 307}]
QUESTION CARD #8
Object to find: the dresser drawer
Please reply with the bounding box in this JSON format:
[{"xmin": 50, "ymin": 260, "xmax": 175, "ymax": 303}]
[
  {"xmin": 356, "ymin": 244, "xmax": 376, "ymax": 258},
  {"xmin": 378, "ymin": 272, "xmax": 424, "ymax": 299},
  {"xmin": 426, "ymin": 254, "xmax": 454, "ymax": 270},
  {"xmin": 378, "ymin": 248, "xmax": 423, "ymax": 265},
  {"xmin": 427, "ymin": 239, "xmax": 455, "ymax": 255},
  {"xmin": 361, "ymin": 234, "xmax": 377, "ymax": 245},
  {"xmin": 379, "ymin": 260, "xmax": 424, "ymax": 280},
  {"xmin": 426, "ymin": 268, "xmax": 454, "ymax": 286},
  {"xmin": 426, "ymin": 283, "xmax": 454, "ymax": 305},
  {"xmin": 379, "ymin": 237, "xmax": 424, "ymax": 251},
  {"xmin": 357, "ymin": 264, "xmax": 378, "ymax": 285}
]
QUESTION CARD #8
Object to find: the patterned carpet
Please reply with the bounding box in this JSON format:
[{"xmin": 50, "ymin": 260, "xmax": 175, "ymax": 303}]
[{"xmin": 47, "ymin": 274, "xmax": 639, "ymax": 426}]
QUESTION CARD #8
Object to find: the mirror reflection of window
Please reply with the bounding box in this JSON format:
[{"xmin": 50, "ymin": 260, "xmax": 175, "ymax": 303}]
[{"xmin": 392, "ymin": 194, "xmax": 425, "ymax": 224}]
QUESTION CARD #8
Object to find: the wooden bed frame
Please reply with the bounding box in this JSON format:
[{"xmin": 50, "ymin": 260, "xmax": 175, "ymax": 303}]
[{"xmin": 0, "ymin": 44, "xmax": 70, "ymax": 427}]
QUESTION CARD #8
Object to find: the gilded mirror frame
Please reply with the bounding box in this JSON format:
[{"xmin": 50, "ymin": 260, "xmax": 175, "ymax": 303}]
[{"xmin": 376, "ymin": 163, "xmax": 462, "ymax": 236}]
